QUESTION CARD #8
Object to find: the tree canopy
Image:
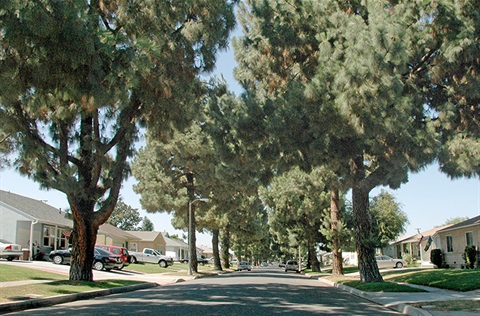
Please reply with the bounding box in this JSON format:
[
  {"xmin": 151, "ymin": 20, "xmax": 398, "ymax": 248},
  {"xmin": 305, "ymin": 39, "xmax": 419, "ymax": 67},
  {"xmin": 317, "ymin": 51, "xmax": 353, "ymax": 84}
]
[
  {"xmin": 0, "ymin": 0, "xmax": 236, "ymax": 281},
  {"xmin": 107, "ymin": 199, "xmax": 142, "ymax": 231}
]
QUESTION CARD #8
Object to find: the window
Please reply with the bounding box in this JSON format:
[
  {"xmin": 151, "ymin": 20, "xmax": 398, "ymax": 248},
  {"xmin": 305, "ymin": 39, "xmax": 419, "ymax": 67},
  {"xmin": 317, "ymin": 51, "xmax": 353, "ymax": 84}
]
[
  {"xmin": 446, "ymin": 235, "xmax": 453, "ymax": 252},
  {"xmin": 466, "ymin": 232, "xmax": 474, "ymax": 246}
]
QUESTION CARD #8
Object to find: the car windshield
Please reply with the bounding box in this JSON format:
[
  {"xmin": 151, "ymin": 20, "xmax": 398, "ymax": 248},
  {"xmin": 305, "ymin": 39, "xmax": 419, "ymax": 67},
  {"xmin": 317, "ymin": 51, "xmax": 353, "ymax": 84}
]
[{"xmin": 95, "ymin": 247, "xmax": 114, "ymax": 256}]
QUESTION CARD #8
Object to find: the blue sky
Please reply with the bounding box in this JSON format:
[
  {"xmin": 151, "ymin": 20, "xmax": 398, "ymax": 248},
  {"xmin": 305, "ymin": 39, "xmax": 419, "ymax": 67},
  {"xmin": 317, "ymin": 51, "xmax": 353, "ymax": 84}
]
[{"xmin": 1, "ymin": 33, "xmax": 479, "ymax": 247}]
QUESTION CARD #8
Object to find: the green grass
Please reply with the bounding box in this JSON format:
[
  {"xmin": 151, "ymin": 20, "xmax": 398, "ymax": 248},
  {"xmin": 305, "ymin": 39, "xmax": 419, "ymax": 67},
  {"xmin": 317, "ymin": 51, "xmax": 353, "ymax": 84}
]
[
  {"xmin": 124, "ymin": 262, "xmax": 223, "ymax": 275},
  {"xmin": 328, "ymin": 276, "xmax": 426, "ymax": 292},
  {"xmin": 383, "ymin": 268, "xmax": 480, "ymax": 292},
  {"xmin": 0, "ymin": 280, "xmax": 144, "ymax": 303},
  {"xmin": 0, "ymin": 264, "xmax": 67, "ymax": 282},
  {"xmin": 411, "ymin": 300, "xmax": 480, "ymax": 312}
]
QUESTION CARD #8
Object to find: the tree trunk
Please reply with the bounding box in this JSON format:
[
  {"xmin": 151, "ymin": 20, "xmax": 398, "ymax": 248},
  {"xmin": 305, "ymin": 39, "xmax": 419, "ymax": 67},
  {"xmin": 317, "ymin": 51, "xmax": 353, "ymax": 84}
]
[
  {"xmin": 212, "ymin": 228, "xmax": 223, "ymax": 271},
  {"xmin": 308, "ymin": 242, "xmax": 321, "ymax": 272},
  {"xmin": 189, "ymin": 203, "xmax": 198, "ymax": 273},
  {"xmin": 221, "ymin": 228, "xmax": 230, "ymax": 269},
  {"xmin": 330, "ymin": 185, "xmax": 343, "ymax": 275},
  {"xmin": 352, "ymin": 184, "xmax": 383, "ymax": 282},
  {"xmin": 69, "ymin": 200, "xmax": 98, "ymax": 281}
]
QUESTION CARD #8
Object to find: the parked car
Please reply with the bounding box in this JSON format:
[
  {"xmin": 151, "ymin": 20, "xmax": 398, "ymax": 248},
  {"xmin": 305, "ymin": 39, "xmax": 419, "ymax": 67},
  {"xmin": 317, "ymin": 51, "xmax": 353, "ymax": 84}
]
[
  {"xmin": 0, "ymin": 239, "xmax": 23, "ymax": 261},
  {"xmin": 375, "ymin": 255, "xmax": 405, "ymax": 269},
  {"xmin": 49, "ymin": 247, "xmax": 124, "ymax": 271},
  {"xmin": 237, "ymin": 261, "xmax": 252, "ymax": 271},
  {"xmin": 129, "ymin": 248, "xmax": 174, "ymax": 268},
  {"xmin": 278, "ymin": 261, "xmax": 286, "ymax": 268},
  {"xmin": 285, "ymin": 260, "xmax": 299, "ymax": 272},
  {"xmin": 95, "ymin": 244, "xmax": 131, "ymax": 269}
]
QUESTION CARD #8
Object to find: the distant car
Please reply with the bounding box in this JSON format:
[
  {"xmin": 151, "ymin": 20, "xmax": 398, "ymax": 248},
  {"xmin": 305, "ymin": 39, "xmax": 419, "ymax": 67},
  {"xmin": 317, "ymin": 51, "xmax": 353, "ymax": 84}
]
[
  {"xmin": 95, "ymin": 244, "xmax": 131, "ymax": 269},
  {"xmin": 261, "ymin": 262, "xmax": 268, "ymax": 267},
  {"xmin": 285, "ymin": 260, "xmax": 299, "ymax": 272},
  {"xmin": 375, "ymin": 255, "xmax": 405, "ymax": 269},
  {"xmin": 50, "ymin": 247, "xmax": 124, "ymax": 271},
  {"xmin": 237, "ymin": 261, "xmax": 252, "ymax": 271},
  {"xmin": 278, "ymin": 261, "xmax": 286, "ymax": 268},
  {"xmin": 0, "ymin": 239, "xmax": 23, "ymax": 261}
]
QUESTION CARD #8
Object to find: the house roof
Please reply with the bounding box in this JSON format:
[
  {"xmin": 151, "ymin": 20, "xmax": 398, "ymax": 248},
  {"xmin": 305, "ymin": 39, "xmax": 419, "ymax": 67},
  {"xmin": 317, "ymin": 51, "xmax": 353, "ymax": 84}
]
[
  {"xmin": 127, "ymin": 231, "xmax": 165, "ymax": 242},
  {"xmin": 436, "ymin": 215, "xmax": 480, "ymax": 233},
  {"xmin": 161, "ymin": 232, "xmax": 188, "ymax": 247},
  {"xmin": 391, "ymin": 225, "xmax": 453, "ymax": 244},
  {"xmin": 0, "ymin": 189, "xmax": 72, "ymax": 227},
  {"xmin": 99, "ymin": 223, "xmax": 139, "ymax": 240}
]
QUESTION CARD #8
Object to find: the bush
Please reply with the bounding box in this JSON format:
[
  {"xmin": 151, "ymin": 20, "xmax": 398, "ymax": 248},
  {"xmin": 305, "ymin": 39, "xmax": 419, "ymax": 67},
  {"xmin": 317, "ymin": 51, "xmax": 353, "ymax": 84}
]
[
  {"xmin": 463, "ymin": 245, "xmax": 477, "ymax": 269},
  {"xmin": 430, "ymin": 249, "xmax": 443, "ymax": 268},
  {"xmin": 402, "ymin": 253, "xmax": 414, "ymax": 266}
]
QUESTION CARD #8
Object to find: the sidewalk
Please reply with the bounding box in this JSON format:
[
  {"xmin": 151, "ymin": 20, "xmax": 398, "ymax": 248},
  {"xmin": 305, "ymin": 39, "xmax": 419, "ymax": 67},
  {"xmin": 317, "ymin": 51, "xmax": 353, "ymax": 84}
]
[{"xmin": 319, "ymin": 278, "xmax": 480, "ymax": 316}]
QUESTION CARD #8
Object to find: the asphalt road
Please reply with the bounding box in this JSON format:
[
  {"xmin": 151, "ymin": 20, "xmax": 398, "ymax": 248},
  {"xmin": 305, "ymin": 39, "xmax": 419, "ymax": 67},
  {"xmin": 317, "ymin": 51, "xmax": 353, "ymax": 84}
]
[{"xmin": 5, "ymin": 266, "xmax": 401, "ymax": 315}]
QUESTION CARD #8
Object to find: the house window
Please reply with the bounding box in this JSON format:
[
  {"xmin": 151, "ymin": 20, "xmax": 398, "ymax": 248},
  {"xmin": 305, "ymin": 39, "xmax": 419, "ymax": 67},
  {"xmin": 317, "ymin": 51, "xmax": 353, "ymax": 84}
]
[
  {"xmin": 466, "ymin": 232, "xmax": 474, "ymax": 246},
  {"xmin": 446, "ymin": 235, "xmax": 453, "ymax": 252},
  {"xmin": 43, "ymin": 226, "xmax": 56, "ymax": 247}
]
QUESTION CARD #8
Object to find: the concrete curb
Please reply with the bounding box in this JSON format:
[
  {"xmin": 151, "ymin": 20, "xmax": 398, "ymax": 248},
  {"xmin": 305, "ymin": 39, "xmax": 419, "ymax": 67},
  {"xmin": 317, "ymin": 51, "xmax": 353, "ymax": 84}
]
[
  {"xmin": 0, "ymin": 282, "xmax": 158, "ymax": 315},
  {"xmin": 318, "ymin": 278, "xmax": 432, "ymax": 316}
]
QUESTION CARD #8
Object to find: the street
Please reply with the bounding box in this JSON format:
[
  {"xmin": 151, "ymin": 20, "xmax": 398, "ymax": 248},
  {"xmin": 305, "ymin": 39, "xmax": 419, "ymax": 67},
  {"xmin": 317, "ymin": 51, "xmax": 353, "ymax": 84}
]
[{"xmin": 4, "ymin": 265, "xmax": 400, "ymax": 315}]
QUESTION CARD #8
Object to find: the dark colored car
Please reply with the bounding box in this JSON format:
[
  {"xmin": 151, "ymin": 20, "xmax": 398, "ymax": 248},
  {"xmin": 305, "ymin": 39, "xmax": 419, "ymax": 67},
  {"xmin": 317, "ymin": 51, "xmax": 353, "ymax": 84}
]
[
  {"xmin": 49, "ymin": 247, "xmax": 123, "ymax": 271},
  {"xmin": 95, "ymin": 244, "xmax": 131, "ymax": 269}
]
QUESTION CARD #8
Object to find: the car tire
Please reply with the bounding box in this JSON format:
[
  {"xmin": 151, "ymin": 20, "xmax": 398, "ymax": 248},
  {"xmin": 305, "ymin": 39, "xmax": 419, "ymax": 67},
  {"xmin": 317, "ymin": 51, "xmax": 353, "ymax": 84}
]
[
  {"xmin": 159, "ymin": 260, "xmax": 167, "ymax": 268},
  {"xmin": 396, "ymin": 262, "xmax": 403, "ymax": 268},
  {"xmin": 7, "ymin": 257, "xmax": 14, "ymax": 261},
  {"xmin": 53, "ymin": 255, "xmax": 63, "ymax": 265},
  {"xmin": 131, "ymin": 256, "xmax": 138, "ymax": 264},
  {"xmin": 117, "ymin": 264, "xmax": 124, "ymax": 270},
  {"xmin": 93, "ymin": 261, "xmax": 104, "ymax": 271}
]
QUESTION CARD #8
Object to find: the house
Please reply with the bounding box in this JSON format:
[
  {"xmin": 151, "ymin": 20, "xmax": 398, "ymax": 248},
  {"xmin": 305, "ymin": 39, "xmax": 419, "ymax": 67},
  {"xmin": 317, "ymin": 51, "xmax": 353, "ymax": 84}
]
[
  {"xmin": 0, "ymin": 189, "xmax": 139, "ymax": 260},
  {"xmin": 96, "ymin": 224, "xmax": 139, "ymax": 249},
  {"xmin": 384, "ymin": 225, "xmax": 452, "ymax": 266},
  {"xmin": 162, "ymin": 232, "xmax": 189, "ymax": 261},
  {"xmin": 127, "ymin": 231, "xmax": 167, "ymax": 255},
  {"xmin": 435, "ymin": 215, "xmax": 480, "ymax": 268},
  {"xmin": 198, "ymin": 245, "xmax": 213, "ymax": 259},
  {"xmin": 0, "ymin": 189, "xmax": 72, "ymax": 260}
]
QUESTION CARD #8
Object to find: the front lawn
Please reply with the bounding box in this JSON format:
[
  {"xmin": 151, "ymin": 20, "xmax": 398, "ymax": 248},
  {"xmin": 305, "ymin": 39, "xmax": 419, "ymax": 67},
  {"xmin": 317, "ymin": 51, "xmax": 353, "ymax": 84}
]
[
  {"xmin": 0, "ymin": 264, "xmax": 67, "ymax": 282},
  {"xmin": 383, "ymin": 268, "xmax": 480, "ymax": 292},
  {"xmin": 327, "ymin": 276, "xmax": 426, "ymax": 292}
]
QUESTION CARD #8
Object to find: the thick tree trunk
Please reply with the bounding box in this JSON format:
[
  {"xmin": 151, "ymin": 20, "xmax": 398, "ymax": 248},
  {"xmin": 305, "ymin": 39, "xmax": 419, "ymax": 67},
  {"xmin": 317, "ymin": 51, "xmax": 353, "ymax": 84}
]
[
  {"xmin": 221, "ymin": 228, "xmax": 230, "ymax": 269},
  {"xmin": 308, "ymin": 242, "xmax": 321, "ymax": 272},
  {"xmin": 212, "ymin": 229, "xmax": 223, "ymax": 271},
  {"xmin": 330, "ymin": 186, "xmax": 343, "ymax": 275},
  {"xmin": 351, "ymin": 156, "xmax": 383, "ymax": 283},
  {"xmin": 69, "ymin": 200, "xmax": 98, "ymax": 281},
  {"xmin": 189, "ymin": 203, "xmax": 198, "ymax": 273}
]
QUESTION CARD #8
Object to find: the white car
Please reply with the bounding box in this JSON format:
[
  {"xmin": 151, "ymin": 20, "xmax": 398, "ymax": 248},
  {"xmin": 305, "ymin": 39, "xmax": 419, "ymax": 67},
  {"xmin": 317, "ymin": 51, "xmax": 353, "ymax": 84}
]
[
  {"xmin": 375, "ymin": 255, "xmax": 405, "ymax": 269},
  {"xmin": 285, "ymin": 260, "xmax": 299, "ymax": 272},
  {"xmin": 237, "ymin": 261, "xmax": 252, "ymax": 271},
  {"xmin": 0, "ymin": 239, "xmax": 23, "ymax": 261}
]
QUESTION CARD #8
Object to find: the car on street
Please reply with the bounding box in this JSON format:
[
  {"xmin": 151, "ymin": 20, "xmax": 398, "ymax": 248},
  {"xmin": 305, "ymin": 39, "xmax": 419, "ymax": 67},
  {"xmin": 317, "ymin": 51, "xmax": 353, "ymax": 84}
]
[
  {"xmin": 0, "ymin": 239, "xmax": 23, "ymax": 261},
  {"xmin": 285, "ymin": 260, "xmax": 299, "ymax": 272},
  {"xmin": 375, "ymin": 255, "xmax": 405, "ymax": 269},
  {"xmin": 237, "ymin": 261, "xmax": 252, "ymax": 271},
  {"xmin": 49, "ymin": 247, "xmax": 124, "ymax": 271},
  {"xmin": 95, "ymin": 244, "xmax": 131, "ymax": 269}
]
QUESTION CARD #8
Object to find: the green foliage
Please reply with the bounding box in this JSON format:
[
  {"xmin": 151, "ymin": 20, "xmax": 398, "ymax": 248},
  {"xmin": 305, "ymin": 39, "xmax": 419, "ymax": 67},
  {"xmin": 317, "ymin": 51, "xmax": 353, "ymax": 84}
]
[
  {"xmin": 370, "ymin": 191, "xmax": 409, "ymax": 247},
  {"xmin": 430, "ymin": 249, "xmax": 444, "ymax": 268},
  {"xmin": 402, "ymin": 253, "xmax": 414, "ymax": 266},
  {"xmin": 437, "ymin": 217, "xmax": 469, "ymax": 227},
  {"xmin": 140, "ymin": 216, "xmax": 154, "ymax": 232},
  {"xmin": 463, "ymin": 245, "xmax": 477, "ymax": 269},
  {"xmin": 107, "ymin": 199, "xmax": 142, "ymax": 231}
]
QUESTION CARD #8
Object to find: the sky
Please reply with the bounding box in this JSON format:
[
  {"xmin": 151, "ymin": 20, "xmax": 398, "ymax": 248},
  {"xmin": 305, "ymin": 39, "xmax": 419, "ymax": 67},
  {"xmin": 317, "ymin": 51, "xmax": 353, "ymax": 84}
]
[{"xmin": 1, "ymin": 28, "xmax": 479, "ymax": 248}]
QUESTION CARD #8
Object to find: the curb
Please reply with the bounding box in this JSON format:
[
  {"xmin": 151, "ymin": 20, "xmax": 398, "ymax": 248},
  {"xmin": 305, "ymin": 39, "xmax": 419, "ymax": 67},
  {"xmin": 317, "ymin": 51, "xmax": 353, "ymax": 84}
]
[
  {"xmin": 318, "ymin": 278, "xmax": 432, "ymax": 316},
  {"xmin": 0, "ymin": 282, "xmax": 158, "ymax": 315}
]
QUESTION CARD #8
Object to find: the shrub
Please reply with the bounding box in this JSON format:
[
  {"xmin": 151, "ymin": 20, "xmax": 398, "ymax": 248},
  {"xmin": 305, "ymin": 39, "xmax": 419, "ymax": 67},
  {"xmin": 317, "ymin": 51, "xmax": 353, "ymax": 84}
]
[
  {"xmin": 402, "ymin": 253, "xmax": 414, "ymax": 266},
  {"xmin": 430, "ymin": 249, "xmax": 443, "ymax": 268},
  {"xmin": 463, "ymin": 245, "xmax": 477, "ymax": 269}
]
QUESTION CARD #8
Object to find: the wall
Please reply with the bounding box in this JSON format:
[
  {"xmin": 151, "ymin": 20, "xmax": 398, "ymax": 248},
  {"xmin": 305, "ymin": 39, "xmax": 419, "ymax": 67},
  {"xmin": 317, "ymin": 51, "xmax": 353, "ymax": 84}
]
[{"xmin": 439, "ymin": 225, "xmax": 479, "ymax": 268}]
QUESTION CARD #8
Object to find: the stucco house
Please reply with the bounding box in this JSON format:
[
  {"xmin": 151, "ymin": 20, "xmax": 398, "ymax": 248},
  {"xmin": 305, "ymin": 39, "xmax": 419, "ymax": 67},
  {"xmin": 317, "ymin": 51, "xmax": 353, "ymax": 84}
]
[
  {"xmin": 127, "ymin": 231, "xmax": 167, "ymax": 255},
  {"xmin": 96, "ymin": 224, "xmax": 140, "ymax": 249},
  {"xmin": 384, "ymin": 225, "xmax": 452, "ymax": 266},
  {"xmin": 0, "ymin": 189, "xmax": 72, "ymax": 260},
  {"xmin": 435, "ymin": 215, "xmax": 480, "ymax": 268},
  {"xmin": 162, "ymin": 232, "xmax": 189, "ymax": 261}
]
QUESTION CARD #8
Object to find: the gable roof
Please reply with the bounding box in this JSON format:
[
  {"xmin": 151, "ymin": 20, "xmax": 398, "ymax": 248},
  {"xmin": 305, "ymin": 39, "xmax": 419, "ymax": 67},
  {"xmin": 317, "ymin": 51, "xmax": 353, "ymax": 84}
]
[
  {"xmin": 436, "ymin": 215, "xmax": 480, "ymax": 233},
  {"xmin": 400, "ymin": 225, "xmax": 453, "ymax": 243},
  {"xmin": 99, "ymin": 223, "xmax": 139, "ymax": 240},
  {"xmin": 161, "ymin": 232, "xmax": 188, "ymax": 247},
  {"xmin": 127, "ymin": 231, "xmax": 164, "ymax": 242},
  {"xmin": 0, "ymin": 189, "xmax": 72, "ymax": 227}
]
